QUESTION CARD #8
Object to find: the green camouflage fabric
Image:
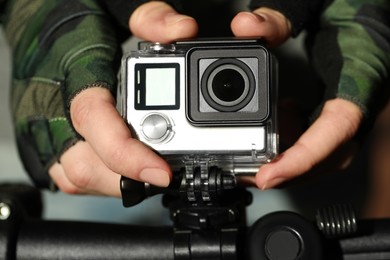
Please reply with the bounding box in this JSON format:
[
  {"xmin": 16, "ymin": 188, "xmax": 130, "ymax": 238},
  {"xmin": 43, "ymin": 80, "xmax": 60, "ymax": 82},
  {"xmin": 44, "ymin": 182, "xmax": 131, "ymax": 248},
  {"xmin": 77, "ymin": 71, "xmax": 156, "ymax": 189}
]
[
  {"xmin": 1, "ymin": 0, "xmax": 121, "ymax": 187},
  {"xmin": 309, "ymin": 0, "xmax": 390, "ymax": 121}
]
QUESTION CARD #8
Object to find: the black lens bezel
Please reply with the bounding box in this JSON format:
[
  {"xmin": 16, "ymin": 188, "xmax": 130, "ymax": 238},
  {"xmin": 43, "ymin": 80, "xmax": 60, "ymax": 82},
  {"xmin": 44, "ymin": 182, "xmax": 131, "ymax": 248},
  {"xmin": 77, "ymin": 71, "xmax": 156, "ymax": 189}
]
[{"xmin": 187, "ymin": 46, "xmax": 272, "ymax": 126}]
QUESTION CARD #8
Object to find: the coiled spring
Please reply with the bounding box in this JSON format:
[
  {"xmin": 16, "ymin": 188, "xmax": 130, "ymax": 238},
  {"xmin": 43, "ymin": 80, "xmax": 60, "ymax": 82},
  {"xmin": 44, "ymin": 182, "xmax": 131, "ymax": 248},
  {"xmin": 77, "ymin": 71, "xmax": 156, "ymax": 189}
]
[{"xmin": 316, "ymin": 204, "xmax": 358, "ymax": 238}]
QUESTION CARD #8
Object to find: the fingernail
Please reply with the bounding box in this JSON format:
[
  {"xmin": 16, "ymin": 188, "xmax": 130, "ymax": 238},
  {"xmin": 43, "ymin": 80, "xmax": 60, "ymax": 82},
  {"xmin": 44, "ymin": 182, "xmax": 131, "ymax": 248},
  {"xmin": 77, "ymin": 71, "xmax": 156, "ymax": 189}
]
[
  {"xmin": 261, "ymin": 177, "xmax": 286, "ymax": 190},
  {"xmin": 165, "ymin": 13, "xmax": 194, "ymax": 25},
  {"xmin": 139, "ymin": 168, "xmax": 170, "ymax": 187},
  {"xmin": 251, "ymin": 12, "xmax": 267, "ymax": 23}
]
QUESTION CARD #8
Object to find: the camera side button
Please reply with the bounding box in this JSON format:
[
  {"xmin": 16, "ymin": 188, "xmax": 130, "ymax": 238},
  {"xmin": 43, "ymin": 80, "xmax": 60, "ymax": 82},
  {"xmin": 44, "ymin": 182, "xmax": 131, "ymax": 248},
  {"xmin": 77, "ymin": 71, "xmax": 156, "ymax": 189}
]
[{"xmin": 141, "ymin": 113, "xmax": 172, "ymax": 143}]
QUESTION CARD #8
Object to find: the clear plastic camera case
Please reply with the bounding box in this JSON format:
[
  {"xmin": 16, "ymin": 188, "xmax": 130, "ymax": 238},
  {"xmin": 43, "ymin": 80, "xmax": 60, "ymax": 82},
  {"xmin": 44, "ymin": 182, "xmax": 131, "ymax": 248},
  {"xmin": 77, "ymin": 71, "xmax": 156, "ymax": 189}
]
[{"xmin": 118, "ymin": 39, "xmax": 278, "ymax": 175}]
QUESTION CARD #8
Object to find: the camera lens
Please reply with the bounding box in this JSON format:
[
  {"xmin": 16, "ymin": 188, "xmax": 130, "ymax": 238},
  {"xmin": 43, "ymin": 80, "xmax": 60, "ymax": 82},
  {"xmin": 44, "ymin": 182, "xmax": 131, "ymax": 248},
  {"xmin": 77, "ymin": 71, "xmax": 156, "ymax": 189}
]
[
  {"xmin": 209, "ymin": 65, "xmax": 248, "ymax": 104},
  {"xmin": 202, "ymin": 58, "xmax": 255, "ymax": 112}
]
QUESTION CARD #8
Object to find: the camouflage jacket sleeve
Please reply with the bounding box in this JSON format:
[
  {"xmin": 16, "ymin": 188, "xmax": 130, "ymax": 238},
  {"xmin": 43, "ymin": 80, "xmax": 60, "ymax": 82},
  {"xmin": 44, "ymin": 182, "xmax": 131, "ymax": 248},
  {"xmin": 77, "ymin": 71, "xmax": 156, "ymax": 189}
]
[
  {"xmin": 249, "ymin": 0, "xmax": 326, "ymax": 36},
  {"xmin": 308, "ymin": 0, "xmax": 390, "ymax": 132},
  {"xmin": 2, "ymin": 0, "xmax": 122, "ymax": 188}
]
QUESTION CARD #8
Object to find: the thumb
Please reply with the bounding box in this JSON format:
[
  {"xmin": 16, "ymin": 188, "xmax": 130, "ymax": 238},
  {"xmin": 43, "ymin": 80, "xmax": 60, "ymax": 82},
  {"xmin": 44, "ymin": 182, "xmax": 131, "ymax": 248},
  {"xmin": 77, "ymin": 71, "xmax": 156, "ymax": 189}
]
[
  {"xmin": 256, "ymin": 99, "xmax": 363, "ymax": 189},
  {"xmin": 231, "ymin": 7, "xmax": 292, "ymax": 47},
  {"xmin": 129, "ymin": 1, "xmax": 198, "ymax": 43}
]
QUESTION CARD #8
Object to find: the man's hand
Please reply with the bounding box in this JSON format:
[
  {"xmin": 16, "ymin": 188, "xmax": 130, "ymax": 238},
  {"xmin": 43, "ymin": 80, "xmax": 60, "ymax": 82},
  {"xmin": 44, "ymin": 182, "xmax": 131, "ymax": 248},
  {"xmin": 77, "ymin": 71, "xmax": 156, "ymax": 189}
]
[
  {"xmin": 50, "ymin": 88, "xmax": 171, "ymax": 197},
  {"xmin": 229, "ymin": 8, "xmax": 364, "ymax": 189},
  {"xmin": 256, "ymin": 99, "xmax": 363, "ymax": 189}
]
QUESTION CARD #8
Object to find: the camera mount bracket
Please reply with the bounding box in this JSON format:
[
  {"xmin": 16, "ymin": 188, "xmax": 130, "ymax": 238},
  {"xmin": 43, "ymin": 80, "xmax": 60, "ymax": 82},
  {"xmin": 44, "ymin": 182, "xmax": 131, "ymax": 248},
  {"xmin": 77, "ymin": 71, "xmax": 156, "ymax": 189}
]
[
  {"xmin": 181, "ymin": 160, "xmax": 238, "ymax": 204},
  {"xmin": 120, "ymin": 160, "xmax": 240, "ymax": 207},
  {"xmin": 120, "ymin": 161, "xmax": 251, "ymax": 228}
]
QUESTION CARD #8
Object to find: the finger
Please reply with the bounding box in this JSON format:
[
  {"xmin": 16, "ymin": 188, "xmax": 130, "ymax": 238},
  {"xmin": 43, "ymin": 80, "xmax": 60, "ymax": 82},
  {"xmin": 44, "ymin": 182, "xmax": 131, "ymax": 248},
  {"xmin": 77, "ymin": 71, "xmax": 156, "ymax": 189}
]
[
  {"xmin": 129, "ymin": 1, "xmax": 198, "ymax": 43},
  {"xmin": 49, "ymin": 161, "xmax": 85, "ymax": 194},
  {"xmin": 59, "ymin": 141, "xmax": 121, "ymax": 197},
  {"xmin": 256, "ymin": 98, "xmax": 363, "ymax": 189},
  {"xmin": 70, "ymin": 87, "xmax": 171, "ymax": 187},
  {"xmin": 231, "ymin": 7, "xmax": 292, "ymax": 47}
]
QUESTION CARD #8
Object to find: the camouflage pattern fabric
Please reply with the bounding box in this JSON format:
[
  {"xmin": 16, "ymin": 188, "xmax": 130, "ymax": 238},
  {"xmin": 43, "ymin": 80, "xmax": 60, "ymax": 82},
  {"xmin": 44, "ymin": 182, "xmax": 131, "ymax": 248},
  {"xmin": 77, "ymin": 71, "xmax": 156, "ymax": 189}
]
[{"xmin": 308, "ymin": 0, "xmax": 390, "ymax": 127}]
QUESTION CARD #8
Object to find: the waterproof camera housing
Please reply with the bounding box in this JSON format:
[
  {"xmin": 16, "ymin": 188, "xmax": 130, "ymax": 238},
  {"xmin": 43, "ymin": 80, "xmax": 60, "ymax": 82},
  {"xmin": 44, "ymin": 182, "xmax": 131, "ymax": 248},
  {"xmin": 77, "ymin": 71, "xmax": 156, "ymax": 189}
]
[{"xmin": 118, "ymin": 38, "xmax": 278, "ymax": 175}]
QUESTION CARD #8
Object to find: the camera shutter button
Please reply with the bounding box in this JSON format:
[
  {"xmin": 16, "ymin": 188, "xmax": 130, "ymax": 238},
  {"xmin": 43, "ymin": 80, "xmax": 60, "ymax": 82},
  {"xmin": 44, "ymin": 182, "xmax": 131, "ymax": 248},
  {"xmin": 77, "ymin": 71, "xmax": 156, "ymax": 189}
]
[
  {"xmin": 146, "ymin": 43, "xmax": 176, "ymax": 53},
  {"xmin": 141, "ymin": 113, "xmax": 172, "ymax": 142}
]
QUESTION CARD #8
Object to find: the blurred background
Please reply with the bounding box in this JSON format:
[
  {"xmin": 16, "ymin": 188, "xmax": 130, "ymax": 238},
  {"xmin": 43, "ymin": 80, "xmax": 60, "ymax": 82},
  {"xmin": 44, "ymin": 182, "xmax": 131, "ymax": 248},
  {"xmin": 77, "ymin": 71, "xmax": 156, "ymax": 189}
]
[{"xmin": 0, "ymin": 0, "xmax": 374, "ymax": 227}]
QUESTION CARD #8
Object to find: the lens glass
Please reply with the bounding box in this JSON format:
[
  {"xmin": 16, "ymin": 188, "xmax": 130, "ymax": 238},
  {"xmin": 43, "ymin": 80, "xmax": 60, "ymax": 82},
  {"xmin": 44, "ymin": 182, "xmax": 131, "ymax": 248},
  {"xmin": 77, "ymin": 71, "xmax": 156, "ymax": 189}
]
[{"xmin": 212, "ymin": 68, "xmax": 245, "ymax": 103}]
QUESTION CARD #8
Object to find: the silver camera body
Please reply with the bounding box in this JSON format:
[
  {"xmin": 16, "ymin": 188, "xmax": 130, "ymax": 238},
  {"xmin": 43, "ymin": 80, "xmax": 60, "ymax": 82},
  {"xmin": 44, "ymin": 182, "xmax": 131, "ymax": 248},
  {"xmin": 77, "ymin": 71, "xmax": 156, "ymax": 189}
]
[{"xmin": 119, "ymin": 38, "xmax": 278, "ymax": 175}]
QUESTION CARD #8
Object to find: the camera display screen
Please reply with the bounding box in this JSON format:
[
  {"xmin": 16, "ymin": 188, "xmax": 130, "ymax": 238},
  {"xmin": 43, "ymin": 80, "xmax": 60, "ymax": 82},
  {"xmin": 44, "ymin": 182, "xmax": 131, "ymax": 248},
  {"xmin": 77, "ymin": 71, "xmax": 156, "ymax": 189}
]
[
  {"xmin": 145, "ymin": 68, "xmax": 176, "ymax": 106},
  {"xmin": 135, "ymin": 63, "xmax": 180, "ymax": 110}
]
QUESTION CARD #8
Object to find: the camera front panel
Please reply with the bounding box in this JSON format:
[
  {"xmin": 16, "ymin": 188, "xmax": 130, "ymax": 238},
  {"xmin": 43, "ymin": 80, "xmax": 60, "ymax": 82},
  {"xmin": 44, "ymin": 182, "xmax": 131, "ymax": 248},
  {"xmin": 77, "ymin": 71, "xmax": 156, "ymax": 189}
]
[{"xmin": 120, "ymin": 40, "xmax": 278, "ymax": 174}]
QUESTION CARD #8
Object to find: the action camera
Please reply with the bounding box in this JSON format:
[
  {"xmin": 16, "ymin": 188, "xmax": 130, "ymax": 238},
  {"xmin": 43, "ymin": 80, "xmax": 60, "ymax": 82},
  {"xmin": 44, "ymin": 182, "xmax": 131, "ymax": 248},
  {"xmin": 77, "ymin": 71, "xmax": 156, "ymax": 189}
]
[{"xmin": 118, "ymin": 38, "xmax": 278, "ymax": 175}]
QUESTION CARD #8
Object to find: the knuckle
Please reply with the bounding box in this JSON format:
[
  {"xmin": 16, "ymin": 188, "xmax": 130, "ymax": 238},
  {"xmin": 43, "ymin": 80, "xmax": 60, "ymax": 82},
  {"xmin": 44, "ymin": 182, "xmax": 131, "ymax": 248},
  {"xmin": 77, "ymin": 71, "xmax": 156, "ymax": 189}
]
[
  {"xmin": 70, "ymin": 99, "xmax": 93, "ymax": 131},
  {"xmin": 103, "ymin": 146, "xmax": 128, "ymax": 174},
  {"xmin": 65, "ymin": 160, "xmax": 93, "ymax": 189},
  {"xmin": 290, "ymin": 142, "xmax": 317, "ymax": 174},
  {"xmin": 49, "ymin": 163, "xmax": 83, "ymax": 194},
  {"xmin": 57, "ymin": 182, "xmax": 81, "ymax": 195},
  {"xmin": 102, "ymin": 139, "xmax": 147, "ymax": 176}
]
